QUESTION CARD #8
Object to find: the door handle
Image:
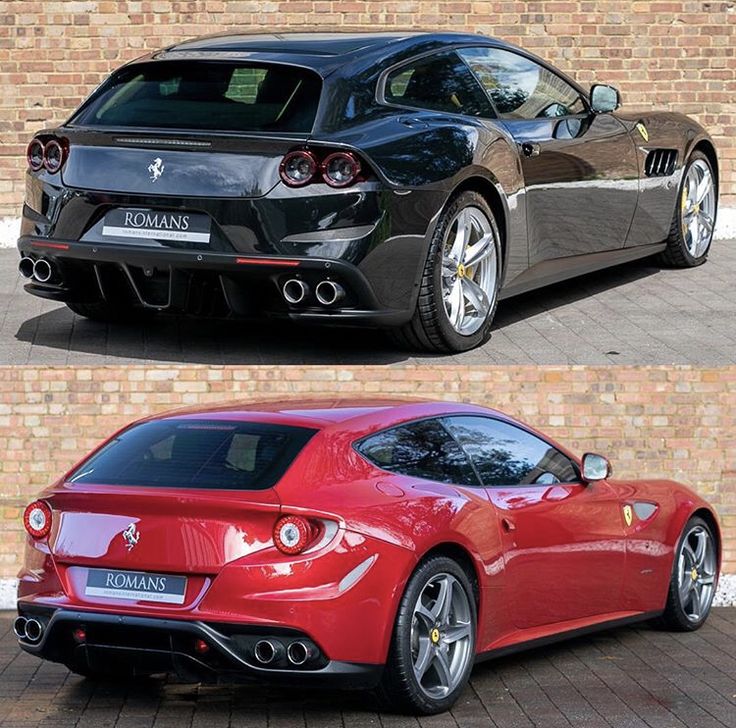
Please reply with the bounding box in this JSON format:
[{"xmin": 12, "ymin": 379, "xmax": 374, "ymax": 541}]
[
  {"xmin": 501, "ymin": 517, "xmax": 516, "ymax": 532},
  {"xmin": 519, "ymin": 142, "xmax": 540, "ymax": 158}
]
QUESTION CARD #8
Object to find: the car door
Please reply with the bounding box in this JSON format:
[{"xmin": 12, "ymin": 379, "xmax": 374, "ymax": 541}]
[
  {"xmin": 442, "ymin": 415, "xmax": 627, "ymax": 629},
  {"xmin": 458, "ymin": 46, "xmax": 640, "ymax": 262}
]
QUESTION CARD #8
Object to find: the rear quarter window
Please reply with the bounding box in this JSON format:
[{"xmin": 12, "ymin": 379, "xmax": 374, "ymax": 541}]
[
  {"xmin": 72, "ymin": 61, "xmax": 322, "ymax": 133},
  {"xmin": 69, "ymin": 419, "xmax": 316, "ymax": 490}
]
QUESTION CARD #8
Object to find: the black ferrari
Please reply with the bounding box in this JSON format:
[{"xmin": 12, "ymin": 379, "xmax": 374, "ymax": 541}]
[{"xmin": 17, "ymin": 31, "xmax": 719, "ymax": 352}]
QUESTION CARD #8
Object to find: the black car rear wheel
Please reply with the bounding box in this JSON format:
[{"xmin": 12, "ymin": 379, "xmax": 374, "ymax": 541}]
[
  {"xmin": 660, "ymin": 151, "xmax": 717, "ymax": 268},
  {"xmin": 377, "ymin": 555, "xmax": 477, "ymax": 715},
  {"xmin": 390, "ymin": 191, "xmax": 501, "ymax": 353}
]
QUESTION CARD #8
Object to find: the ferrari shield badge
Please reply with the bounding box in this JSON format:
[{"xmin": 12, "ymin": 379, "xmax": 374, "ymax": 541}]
[
  {"xmin": 636, "ymin": 122, "xmax": 649, "ymax": 142},
  {"xmin": 623, "ymin": 505, "xmax": 634, "ymax": 527}
]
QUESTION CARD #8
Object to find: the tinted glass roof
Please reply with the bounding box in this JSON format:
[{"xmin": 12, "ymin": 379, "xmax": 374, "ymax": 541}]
[{"xmin": 170, "ymin": 32, "xmax": 425, "ymax": 57}]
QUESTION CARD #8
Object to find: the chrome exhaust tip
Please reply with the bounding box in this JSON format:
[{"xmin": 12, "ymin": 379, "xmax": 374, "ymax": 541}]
[
  {"xmin": 18, "ymin": 257, "xmax": 35, "ymax": 279},
  {"xmin": 282, "ymin": 279, "xmax": 309, "ymax": 305},
  {"xmin": 286, "ymin": 640, "xmax": 312, "ymax": 666},
  {"xmin": 13, "ymin": 616, "xmax": 27, "ymax": 639},
  {"xmin": 315, "ymin": 280, "xmax": 345, "ymax": 306},
  {"xmin": 33, "ymin": 258, "xmax": 53, "ymax": 284},
  {"xmin": 23, "ymin": 618, "xmax": 44, "ymax": 643},
  {"xmin": 254, "ymin": 639, "xmax": 283, "ymax": 665}
]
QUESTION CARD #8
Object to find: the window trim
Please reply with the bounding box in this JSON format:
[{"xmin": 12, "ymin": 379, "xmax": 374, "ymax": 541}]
[
  {"xmin": 352, "ymin": 413, "xmax": 483, "ymax": 487},
  {"xmin": 439, "ymin": 414, "xmax": 582, "ymax": 488}
]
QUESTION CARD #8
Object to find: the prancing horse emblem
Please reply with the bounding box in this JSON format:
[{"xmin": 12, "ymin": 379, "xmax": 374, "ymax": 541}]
[
  {"xmin": 147, "ymin": 157, "xmax": 164, "ymax": 182},
  {"xmin": 122, "ymin": 523, "xmax": 140, "ymax": 551},
  {"xmin": 622, "ymin": 505, "xmax": 634, "ymax": 527}
]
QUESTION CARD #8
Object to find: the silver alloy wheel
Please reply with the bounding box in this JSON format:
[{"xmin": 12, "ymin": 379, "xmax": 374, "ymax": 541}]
[
  {"xmin": 410, "ymin": 572, "xmax": 473, "ymax": 699},
  {"xmin": 441, "ymin": 206, "xmax": 498, "ymax": 336},
  {"xmin": 681, "ymin": 159, "xmax": 716, "ymax": 258},
  {"xmin": 677, "ymin": 524, "xmax": 717, "ymax": 622}
]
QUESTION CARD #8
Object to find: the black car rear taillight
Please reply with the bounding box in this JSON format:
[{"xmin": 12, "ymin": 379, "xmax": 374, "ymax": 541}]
[
  {"xmin": 26, "ymin": 136, "xmax": 68, "ymax": 174},
  {"xmin": 321, "ymin": 152, "xmax": 361, "ymax": 188},
  {"xmin": 279, "ymin": 148, "xmax": 367, "ymax": 188}
]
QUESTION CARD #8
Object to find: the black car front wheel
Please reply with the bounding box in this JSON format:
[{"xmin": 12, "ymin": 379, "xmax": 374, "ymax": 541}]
[
  {"xmin": 660, "ymin": 151, "xmax": 717, "ymax": 268},
  {"xmin": 377, "ymin": 555, "xmax": 477, "ymax": 715},
  {"xmin": 390, "ymin": 191, "xmax": 502, "ymax": 353}
]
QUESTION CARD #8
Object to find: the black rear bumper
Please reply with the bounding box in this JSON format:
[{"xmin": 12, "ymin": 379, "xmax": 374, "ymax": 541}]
[
  {"xmin": 16, "ymin": 606, "xmax": 382, "ymax": 689},
  {"xmin": 17, "ymin": 237, "xmax": 414, "ymax": 327}
]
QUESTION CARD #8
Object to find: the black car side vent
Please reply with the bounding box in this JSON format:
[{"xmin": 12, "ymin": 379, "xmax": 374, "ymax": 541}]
[{"xmin": 645, "ymin": 149, "xmax": 678, "ymax": 177}]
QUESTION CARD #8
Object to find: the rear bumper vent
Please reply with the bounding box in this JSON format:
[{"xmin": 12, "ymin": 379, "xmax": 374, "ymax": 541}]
[{"xmin": 645, "ymin": 149, "xmax": 678, "ymax": 177}]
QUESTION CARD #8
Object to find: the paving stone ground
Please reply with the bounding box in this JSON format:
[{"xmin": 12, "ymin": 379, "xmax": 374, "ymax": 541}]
[
  {"xmin": 1, "ymin": 244, "xmax": 736, "ymax": 366},
  {"xmin": 0, "ymin": 609, "xmax": 735, "ymax": 727}
]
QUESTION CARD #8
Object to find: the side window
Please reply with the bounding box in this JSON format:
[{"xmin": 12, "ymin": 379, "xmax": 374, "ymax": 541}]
[
  {"xmin": 384, "ymin": 51, "xmax": 494, "ymax": 118},
  {"xmin": 442, "ymin": 416, "xmax": 579, "ymax": 486},
  {"xmin": 458, "ymin": 47, "xmax": 585, "ymax": 120},
  {"xmin": 356, "ymin": 418, "xmax": 480, "ymax": 486}
]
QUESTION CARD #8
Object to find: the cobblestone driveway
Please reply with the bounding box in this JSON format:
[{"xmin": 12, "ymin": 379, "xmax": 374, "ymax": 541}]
[
  {"xmin": 2, "ymin": 244, "xmax": 736, "ymax": 366},
  {"xmin": 1, "ymin": 610, "xmax": 735, "ymax": 727}
]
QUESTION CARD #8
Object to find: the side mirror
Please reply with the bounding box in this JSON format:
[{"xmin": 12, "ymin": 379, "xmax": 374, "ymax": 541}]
[
  {"xmin": 581, "ymin": 453, "xmax": 612, "ymax": 482},
  {"xmin": 590, "ymin": 84, "xmax": 620, "ymax": 113}
]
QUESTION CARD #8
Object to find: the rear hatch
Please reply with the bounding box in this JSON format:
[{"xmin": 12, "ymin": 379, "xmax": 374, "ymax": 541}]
[
  {"xmin": 46, "ymin": 417, "xmax": 316, "ymax": 609},
  {"xmin": 61, "ymin": 58, "xmax": 322, "ymax": 199}
]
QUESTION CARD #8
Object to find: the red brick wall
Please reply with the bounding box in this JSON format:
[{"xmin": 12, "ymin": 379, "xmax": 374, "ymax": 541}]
[
  {"xmin": 0, "ymin": 1, "xmax": 735, "ymax": 214},
  {"xmin": 0, "ymin": 365, "xmax": 734, "ymax": 578}
]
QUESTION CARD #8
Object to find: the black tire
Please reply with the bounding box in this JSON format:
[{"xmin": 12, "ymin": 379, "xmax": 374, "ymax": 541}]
[
  {"xmin": 389, "ymin": 191, "xmax": 502, "ymax": 353},
  {"xmin": 659, "ymin": 150, "xmax": 717, "ymax": 268},
  {"xmin": 66, "ymin": 301, "xmax": 151, "ymax": 324},
  {"xmin": 377, "ymin": 555, "xmax": 477, "ymax": 715},
  {"xmin": 658, "ymin": 516, "xmax": 718, "ymax": 632}
]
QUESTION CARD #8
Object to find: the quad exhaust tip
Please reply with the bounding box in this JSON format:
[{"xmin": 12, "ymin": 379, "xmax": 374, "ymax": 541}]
[
  {"xmin": 286, "ymin": 640, "xmax": 313, "ymax": 666},
  {"xmin": 282, "ymin": 279, "xmax": 309, "ymax": 305},
  {"xmin": 33, "ymin": 258, "xmax": 53, "ymax": 283},
  {"xmin": 18, "ymin": 257, "xmax": 35, "ymax": 279},
  {"xmin": 315, "ymin": 280, "xmax": 345, "ymax": 306},
  {"xmin": 13, "ymin": 616, "xmax": 27, "ymax": 639},
  {"xmin": 254, "ymin": 639, "xmax": 284, "ymax": 665}
]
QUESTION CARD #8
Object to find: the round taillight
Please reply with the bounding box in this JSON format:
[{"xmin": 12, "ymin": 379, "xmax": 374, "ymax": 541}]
[
  {"xmin": 280, "ymin": 151, "xmax": 317, "ymax": 187},
  {"xmin": 321, "ymin": 152, "xmax": 361, "ymax": 188},
  {"xmin": 273, "ymin": 515, "xmax": 314, "ymax": 555},
  {"xmin": 43, "ymin": 140, "xmax": 64, "ymax": 173},
  {"xmin": 27, "ymin": 139, "xmax": 45, "ymax": 172},
  {"xmin": 23, "ymin": 500, "xmax": 52, "ymax": 539}
]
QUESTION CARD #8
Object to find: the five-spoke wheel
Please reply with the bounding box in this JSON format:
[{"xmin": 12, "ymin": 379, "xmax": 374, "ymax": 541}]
[
  {"xmin": 660, "ymin": 516, "xmax": 719, "ymax": 631},
  {"xmin": 378, "ymin": 556, "xmax": 477, "ymax": 714}
]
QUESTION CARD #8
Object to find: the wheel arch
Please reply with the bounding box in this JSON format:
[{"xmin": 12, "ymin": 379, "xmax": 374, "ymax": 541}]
[
  {"xmin": 415, "ymin": 541, "xmax": 482, "ymax": 609},
  {"xmin": 690, "ymin": 139, "xmax": 719, "ymax": 189},
  {"xmin": 692, "ymin": 507, "xmax": 722, "ymax": 571}
]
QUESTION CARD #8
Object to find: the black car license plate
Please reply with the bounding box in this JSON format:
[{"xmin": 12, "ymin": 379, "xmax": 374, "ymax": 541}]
[
  {"xmin": 101, "ymin": 208, "xmax": 211, "ymax": 244},
  {"xmin": 85, "ymin": 568, "xmax": 187, "ymax": 604}
]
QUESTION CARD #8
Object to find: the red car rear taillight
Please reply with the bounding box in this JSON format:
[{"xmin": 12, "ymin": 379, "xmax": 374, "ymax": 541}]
[
  {"xmin": 273, "ymin": 515, "xmax": 318, "ymax": 555},
  {"xmin": 23, "ymin": 500, "xmax": 52, "ymax": 539}
]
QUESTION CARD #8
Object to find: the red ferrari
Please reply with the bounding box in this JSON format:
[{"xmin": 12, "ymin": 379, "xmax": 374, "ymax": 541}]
[{"xmin": 16, "ymin": 399, "xmax": 720, "ymax": 714}]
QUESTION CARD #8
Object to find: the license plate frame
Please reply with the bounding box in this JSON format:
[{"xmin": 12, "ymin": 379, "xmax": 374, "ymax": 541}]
[
  {"xmin": 85, "ymin": 568, "xmax": 187, "ymax": 605},
  {"xmin": 101, "ymin": 208, "xmax": 211, "ymax": 244}
]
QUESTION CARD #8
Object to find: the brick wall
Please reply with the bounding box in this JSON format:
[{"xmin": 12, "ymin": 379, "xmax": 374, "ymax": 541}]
[
  {"xmin": 0, "ymin": 365, "xmax": 734, "ymax": 578},
  {"xmin": 0, "ymin": 1, "xmax": 735, "ymax": 215}
]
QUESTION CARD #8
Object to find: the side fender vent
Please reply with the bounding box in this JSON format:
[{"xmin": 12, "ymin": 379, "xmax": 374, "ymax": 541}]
[{"xmin": 645, "ymin": 149, "xmax": 678, "ymax": 177}]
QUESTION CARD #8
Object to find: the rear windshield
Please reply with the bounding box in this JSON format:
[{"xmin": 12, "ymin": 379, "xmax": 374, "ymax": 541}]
[
  {"xmin": 71, "ymin": 61, "xmax": 322, "ymax": 133},
  {"xmin": 68, "ymin": 419, "xmax": 316, "ymax": 490}
]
